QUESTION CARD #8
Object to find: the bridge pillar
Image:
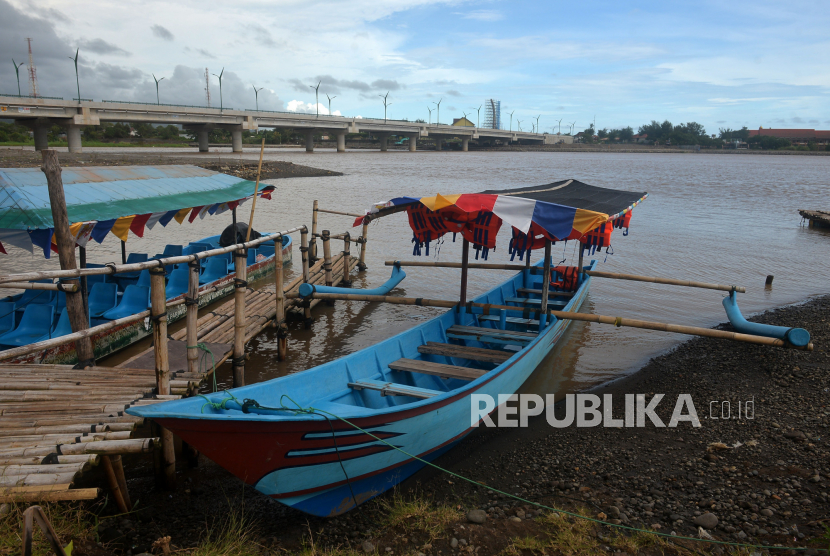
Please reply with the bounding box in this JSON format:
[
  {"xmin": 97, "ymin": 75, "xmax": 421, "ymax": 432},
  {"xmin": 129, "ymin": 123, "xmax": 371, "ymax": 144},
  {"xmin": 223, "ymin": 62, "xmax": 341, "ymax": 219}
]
[
  {"xmin": 434, "ymin": 137, "xmax": 443, "ymax": 151},
  {"xmin": 461, "ymin": 137, "xmax": 469, "ymax": 152},
  {"xmin": 379, "ymin": 133, "xmax": 389, "ymax": 152},
  {"xmin": 66, "ymin": 125, "xmax": 83, "ymax": 153},
  {"xmin": 197, "ymin": 129, "xmax": 209, "ymax": 152},
  {"xmin": 409, "ymin": 135, "xmax": 417, "ymax": 152},
  {"xmin": 231, "ymin": 129, "xmax": 243, "ymax": 153},
  {"xmin": 304, "ymin": 130, "xmax": 314, "ymax": 153},
  {"xmin": 336, "ymin": 131, "xmax": 346, "ymax": 153},
  {"xmin": 33, "ymin": 125, "xmax": 49, "ymax": 151}
]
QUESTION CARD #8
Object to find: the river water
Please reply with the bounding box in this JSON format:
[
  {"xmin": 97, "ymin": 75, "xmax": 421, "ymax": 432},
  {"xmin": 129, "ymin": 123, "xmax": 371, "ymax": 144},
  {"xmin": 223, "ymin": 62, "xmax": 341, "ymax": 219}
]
[{"xmin": 5, "ymin": 148, "xmax": 829, "ymax": 393}]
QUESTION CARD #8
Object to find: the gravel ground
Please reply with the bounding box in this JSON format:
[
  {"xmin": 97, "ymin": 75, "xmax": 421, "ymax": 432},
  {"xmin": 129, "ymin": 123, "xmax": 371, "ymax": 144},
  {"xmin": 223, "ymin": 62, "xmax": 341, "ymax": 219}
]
[{"xmin": 88, "ymin": 295, "xmax": 828, "ymax": 555}]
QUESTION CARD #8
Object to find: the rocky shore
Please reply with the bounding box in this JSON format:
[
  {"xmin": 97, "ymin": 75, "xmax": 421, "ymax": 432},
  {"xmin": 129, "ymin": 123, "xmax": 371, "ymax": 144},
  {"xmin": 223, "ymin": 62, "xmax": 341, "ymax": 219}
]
[{"xmin": 67, "ymin": 295, "xmax": 830, "ymax": 555}]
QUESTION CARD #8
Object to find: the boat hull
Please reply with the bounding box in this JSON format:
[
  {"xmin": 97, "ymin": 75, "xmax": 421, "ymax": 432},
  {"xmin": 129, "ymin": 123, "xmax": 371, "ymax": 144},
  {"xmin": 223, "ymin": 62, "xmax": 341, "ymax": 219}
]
[
  {"xmin": 5, "ymin": 236, "xmax": 292, "ymax": 365},
  {"xmin": 147, "ymin": 262, "xmax": 592, "ymax": 517}
]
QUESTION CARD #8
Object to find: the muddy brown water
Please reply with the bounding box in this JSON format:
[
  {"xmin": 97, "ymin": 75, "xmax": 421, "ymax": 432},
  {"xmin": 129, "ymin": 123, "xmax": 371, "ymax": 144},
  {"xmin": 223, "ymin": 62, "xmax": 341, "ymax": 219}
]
[{"xmin": 4, "ymin": 147, "xmax": 829, "ymax": 394}]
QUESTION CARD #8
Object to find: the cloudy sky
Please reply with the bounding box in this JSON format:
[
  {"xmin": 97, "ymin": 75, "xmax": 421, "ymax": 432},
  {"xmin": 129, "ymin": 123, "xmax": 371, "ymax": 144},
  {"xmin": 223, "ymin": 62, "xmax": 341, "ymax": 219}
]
[{"xmin": 2, "ymin": 0, "xmax": 828, "ymax": 134}]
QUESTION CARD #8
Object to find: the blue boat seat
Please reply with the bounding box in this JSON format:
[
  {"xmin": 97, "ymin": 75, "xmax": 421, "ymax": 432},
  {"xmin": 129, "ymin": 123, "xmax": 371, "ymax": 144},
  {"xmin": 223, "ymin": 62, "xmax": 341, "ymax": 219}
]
[
  {"xmin": 53, "ymin": 291, "xmax": 67, "ymax": 313},
  {"xmin": 165, "ymin": 267, "xmax": 190, "ymax": 299},
  {"xmin": 0, "ymin": 302, "xmax": 15, "ymax": 335},
  {"xmin": 88, "ymin": 282, "xmax": 119, "ymax": 318},
  {"xmin": 83, "ymin": 274, "xmax": 107, "ymax": 290},
  {"xmin": 446, "ymin": 324, "xmax": 535, "ymax": 346},
  {"xmin": 185, "ymin": 242, "xmax": 213, "ymax": 256},
  {"xmin": 135, "ymin": 269, "xmax": 152, "ymax": 289},
  {"xmin": 388, "ymin": 358, "xmax": 486, "ymax": 381},
  {"xmin": 14, "ymin": 288, "xmax": 55, "ymax": 312},
  {"xmin": 159, "ymin": 244, "xmax": 183, "ymax": 258},
  {"xmin": 101, "ymin": 285, "xmax": 150, "ymax": 320},
  {"xmin": 118, "ymin": 253, "xmax": 149, "ymax": 280},
  {"xmin": 200, "ymin": 257, "xmax": 230, "ymax": 285},
  {"xmin": 0, "ymin": 304, "xmax": 54, "ymax": 347},
  {"xmin": 247, "ymin": 249, "xmax": 259, "ymax": 266},
  {"xmin": 51, "ymin": 308, "xmax": 74, "ymax": 338},
  {"xmin": 348, "ymin": 379, "xmax": 440, "ymax": 399},
  {"xmin": 504, "ymin": 297, "xmax": 568, "ymax": 308},
  {"xmin": 258, "ymin": 242, "xmax": 276, "ymax": 257}
]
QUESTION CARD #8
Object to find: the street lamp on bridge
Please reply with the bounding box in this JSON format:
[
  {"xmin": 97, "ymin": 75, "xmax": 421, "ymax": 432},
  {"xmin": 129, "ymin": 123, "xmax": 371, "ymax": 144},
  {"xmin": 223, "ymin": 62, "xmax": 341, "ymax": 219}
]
[
  {"xmin": 212, "ymin": 68, "xmax": 224, "ymax": 111},
  {"xmin": 474, "ymin": 104, "xmax": 482, "ymax": 128},
  {"xmin": 433, "ymin": 98, "xmax": 442, "ymax": 125},
  {"xmin": 69, "ymin": 49, "xmax": 81, "ymax": 104},
  {"xmin": 535, "ymin": 115, "xmax": 541, "ymax": 134},
  {"xmin": 426, "ymin": 106, "xmax": 433, "ymax": 125},
  {"xmin": 517, "ymin": 119, "xmax": 523, "ymax": 132},
  {"xmin": 379, "ymin": 91, "xmax": 391, "ymax": 124},
  {"xmin": 252, "ymin": 85, "xmax": 263, "ymax": 111},
  {"xmin": 508, "ymin": 110, "xmax": 515, "ymax": 132},
  {"xmin": 557, "ymin": 118, "xmax": 563, "ymax": 134},
  {"xmin": 12, "ymin": 60, "xmax": 24, "ymax": 97},
  {"xmin": 153, "ymin": 74, "xmax": 165, "ymax": 105},
  {"xmin": 309, "ymin": 81, "xmax": 321, "ymax": 118},
  {"xmin": 326, "ymin": 93, "xmax": 336, "ymax": 116}
]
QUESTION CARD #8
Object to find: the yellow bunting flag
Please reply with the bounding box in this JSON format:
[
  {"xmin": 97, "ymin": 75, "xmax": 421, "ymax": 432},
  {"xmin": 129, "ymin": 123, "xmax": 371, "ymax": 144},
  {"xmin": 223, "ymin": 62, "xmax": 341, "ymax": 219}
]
[
  {"xmin": 110, "ymin": 215, "xmax": 136, "ymax": 242},
  {"xmin": 173, "ymin": 208, "xmax": 191, "ymax": 225}
]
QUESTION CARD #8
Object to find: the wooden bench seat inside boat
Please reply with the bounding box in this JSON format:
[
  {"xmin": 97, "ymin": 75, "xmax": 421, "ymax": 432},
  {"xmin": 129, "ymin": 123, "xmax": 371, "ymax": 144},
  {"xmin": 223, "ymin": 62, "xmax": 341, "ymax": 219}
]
[
  {"xmin": 418, "ymin": 341, "xmax": 511, "ymax": 364},
  {"xmin": 517, "ymin": 288, "xmax": 575, "ymax": 298},
  {"xmin": 389, "ymin": 358, "xmax": 486, "ymax": 380},
  {"xmin": 348, "ymin": 379, "xmax": 441, "ymax": 399},
  {"xmin": 447, "ymin": 324, "xmax": 537, "ymax": 345},
  {"xmin": 477, "ymin": 315, "xmax": 540, "ymax": 326},
  {"xmin": 504, "ymin": 297, "xmax": 568, "ymax": 307}
]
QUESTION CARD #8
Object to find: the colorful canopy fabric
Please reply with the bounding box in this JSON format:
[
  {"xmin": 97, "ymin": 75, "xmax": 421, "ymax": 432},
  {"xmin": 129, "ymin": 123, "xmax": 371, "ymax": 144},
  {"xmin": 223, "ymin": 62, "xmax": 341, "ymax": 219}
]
[
  {"xmin": 356, "ymin": 179, "xmax": 648, "ymax": 244},
  {"xmin": 0, "ymin": 165, "xmax": 273, "ymax": 257}
]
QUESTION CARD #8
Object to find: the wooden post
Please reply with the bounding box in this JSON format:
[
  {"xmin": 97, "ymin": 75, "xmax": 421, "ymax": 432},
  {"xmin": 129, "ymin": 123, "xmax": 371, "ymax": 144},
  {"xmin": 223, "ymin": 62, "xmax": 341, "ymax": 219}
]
[
  {"xmin": 40, "ymin": 149, "xmax": 95, "ymax": 367},
  {"xmin": 358, "ymin": 220, "xmax": 369, "ymax": 271},
  {"xmin": 322, "ymin": 230, "xmax": 333, "ymax": 287},
  {"xmin": 300, "ymin": 227, "xmax": 312, "ymax": 327},
  {"xmin": 79, "ymin": 246, "xmax": 89, "ymax": 321},
  {"xmin": 186, "ymin": 260, "xmax": 200, "ymax": 376},
  {"xmin": 540, "ymin": 241, "xmax": 552, "ymax": 327},
  {"xmin": 310, "ymin": 200, "xmax": 319, "ymax": 262},
  {"xmin": 274, "ymin": 235, "xmax": 287, "ymax": 360},
  {"xmin": 109, "ymin": 454, "xmax": 132, "ymax": 510},
  {"xmin": 459, "ymin": 239, "xmax": 470, "ymax": 306},
  {"xmin": 101, "ymin": 455, "xmax": 129, "ymax": 513},
  {"xmin": 232, "ymin": 206, "xmax": 237, "ymax": 237},
  {"xmin": 232, "ymin": 249, "xmax": 247, "ymax": 387},
  {"xmin": 341, "ymin": 232, "xmax": 352, "ymax": 287},
  {"xmin": 120, "ymin": 240, "xmax": 126, "ymax": 265},
  {"xmin": 577, "ymin": 244, "xmax": 585, "ymax": 284},
  {"xmin": 149, "ymin": 266, "xmax": 175, "ymax": 490}
]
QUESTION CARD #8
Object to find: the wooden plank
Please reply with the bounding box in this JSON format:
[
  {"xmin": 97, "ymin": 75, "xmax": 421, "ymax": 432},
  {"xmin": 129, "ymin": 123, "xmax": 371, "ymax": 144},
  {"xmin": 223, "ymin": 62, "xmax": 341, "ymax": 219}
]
[
  {"xmin": 388, "ymin": 358, "xmax": 486, "ymax": 381},
  {"xmin": 478, "ymin": 315, "xmax": 540, "ymax": 326},
  {"xmin": 0, "ymin": 487, "xmax": 99, "ymax": 503},
  {"xmin": 448, "ymin": 324, "xmax": 538, "ymax": 338},
  {"xmin": 517, "ymin": 288, "xmax": 575, "ymax": 298},
  {"xmin": 504, "ymin": 297, "xmax": 568, "ymax": 307},
  {"xmin": 123, "ymin": 340, "xmax": 230, "ymax": 373},
  {"xmin": 348, "ymin": 380, "xmax": 439, "ymax": 399},
  {"xmin": 418, "ymin": 342, "xmax": 510, "ymax": 364}
]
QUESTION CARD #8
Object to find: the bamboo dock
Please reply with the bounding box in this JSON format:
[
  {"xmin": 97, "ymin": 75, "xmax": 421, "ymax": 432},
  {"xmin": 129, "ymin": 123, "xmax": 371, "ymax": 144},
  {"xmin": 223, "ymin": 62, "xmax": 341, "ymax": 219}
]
[
  {"xmin": 0, "ymin": 364, "xmax": 174, "ymax": 506},
  {"xmin": 799, "ymin": 209, "xmax": 830, "ymax": 229}
]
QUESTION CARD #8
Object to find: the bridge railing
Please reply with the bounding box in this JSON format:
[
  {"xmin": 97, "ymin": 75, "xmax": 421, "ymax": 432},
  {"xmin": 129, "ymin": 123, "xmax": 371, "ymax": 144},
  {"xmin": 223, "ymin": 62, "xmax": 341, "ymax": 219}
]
[
  {"xmin": 101, "ymin": 99, "xmax": 233, "ymax": 110},
  {"xmin": 1, "ymin": 93, "xmax": 65, "ymax": 100}
]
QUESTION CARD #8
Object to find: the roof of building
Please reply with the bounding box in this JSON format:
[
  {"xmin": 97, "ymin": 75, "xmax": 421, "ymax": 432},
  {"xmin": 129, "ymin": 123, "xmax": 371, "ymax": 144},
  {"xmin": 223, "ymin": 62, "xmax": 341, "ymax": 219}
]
[
  {"xmin": 748, "ymin": 128, "xmax": 830, "ymax": 139},
  {"xmin": 452, "ymin": 117, "xmax": 475, "ymax": 127}
]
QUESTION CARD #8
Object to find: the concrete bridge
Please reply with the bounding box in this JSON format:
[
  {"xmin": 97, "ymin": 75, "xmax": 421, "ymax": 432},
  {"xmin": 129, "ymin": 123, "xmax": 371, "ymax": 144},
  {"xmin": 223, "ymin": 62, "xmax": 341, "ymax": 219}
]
[{"xmin": 0, "ymin": 95, "xmax": 547, "ymax": 153}]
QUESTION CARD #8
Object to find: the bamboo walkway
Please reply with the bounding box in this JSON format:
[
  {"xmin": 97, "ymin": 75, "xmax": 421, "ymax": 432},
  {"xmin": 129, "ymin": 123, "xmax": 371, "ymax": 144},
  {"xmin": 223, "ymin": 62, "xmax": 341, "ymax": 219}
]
[
  {"xmin": 118, "ymin": 253, "xmax": 358, "ymax": 378},
  {"xmin": 0, "ymin": 364, "xmax": 177, "ymax": 503}
]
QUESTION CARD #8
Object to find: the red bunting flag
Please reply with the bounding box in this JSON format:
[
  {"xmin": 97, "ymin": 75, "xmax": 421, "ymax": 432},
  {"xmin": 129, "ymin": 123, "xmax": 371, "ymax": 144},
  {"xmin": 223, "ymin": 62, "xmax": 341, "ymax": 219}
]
[{"xmin": 129, "ymin": 213, "xmax": 153, "ymax": 238}]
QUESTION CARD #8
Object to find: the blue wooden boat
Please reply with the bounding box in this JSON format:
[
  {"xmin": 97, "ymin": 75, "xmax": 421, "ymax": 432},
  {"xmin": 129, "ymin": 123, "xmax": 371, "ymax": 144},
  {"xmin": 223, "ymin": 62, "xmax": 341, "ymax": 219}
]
[{"xmin": 128, "ymin": 179, "xmax": 651, "ymax": 517}]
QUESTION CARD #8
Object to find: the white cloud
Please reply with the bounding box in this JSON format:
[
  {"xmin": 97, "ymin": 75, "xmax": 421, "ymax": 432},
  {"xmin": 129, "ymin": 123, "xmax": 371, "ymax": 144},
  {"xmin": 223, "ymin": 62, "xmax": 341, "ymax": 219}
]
[
  {"xmin": 459, "ymin": 10, "xmax": 502, "ymax": 22},
  {"xmin": 286, "ymin": 101, "xmax": 339, "ymax": 115}
]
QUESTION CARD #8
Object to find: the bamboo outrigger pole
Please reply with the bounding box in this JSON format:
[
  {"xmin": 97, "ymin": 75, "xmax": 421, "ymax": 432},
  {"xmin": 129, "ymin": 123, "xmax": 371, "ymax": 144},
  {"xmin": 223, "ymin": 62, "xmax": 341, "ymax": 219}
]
[
  {"xmin": 383, "ymin": 261, "xmax": 747, "ymax": 293},
  {"xmin": 291, "ymin": 292, "xmax": 813, "ymax": 351},
  {"xmin": 245, "ymin": 138, "xmax": 266, "ymax": 242}
]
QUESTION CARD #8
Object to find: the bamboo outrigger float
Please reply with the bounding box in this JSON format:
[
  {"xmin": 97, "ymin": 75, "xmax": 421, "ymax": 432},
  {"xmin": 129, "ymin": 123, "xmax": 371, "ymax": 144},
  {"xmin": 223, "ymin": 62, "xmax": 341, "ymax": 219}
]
[{"xmin": 126, "ymin": 178, "xmax": 814, "ymax": 518}]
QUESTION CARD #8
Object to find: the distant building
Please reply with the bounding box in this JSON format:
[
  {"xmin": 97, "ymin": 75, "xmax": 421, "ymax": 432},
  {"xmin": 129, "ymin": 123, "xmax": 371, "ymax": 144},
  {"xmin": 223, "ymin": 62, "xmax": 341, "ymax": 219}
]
[
  {"xmin": 484, "ymin": 99, "xmax": 501, "ymax": 129},
  {"xmin": 452, "ymin": 117, "xmax": 474, "ymax": 127},
  {"xmin": 632, "ymin": 134, "xmax": 649, "ymax": 144},
  {"xmin": 543, "ymin": 134, "xmax": 573, "ymax": 145},
  {"xmin": 748, "ymin": 128, "xmax": 830, "ymax": 145}
]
